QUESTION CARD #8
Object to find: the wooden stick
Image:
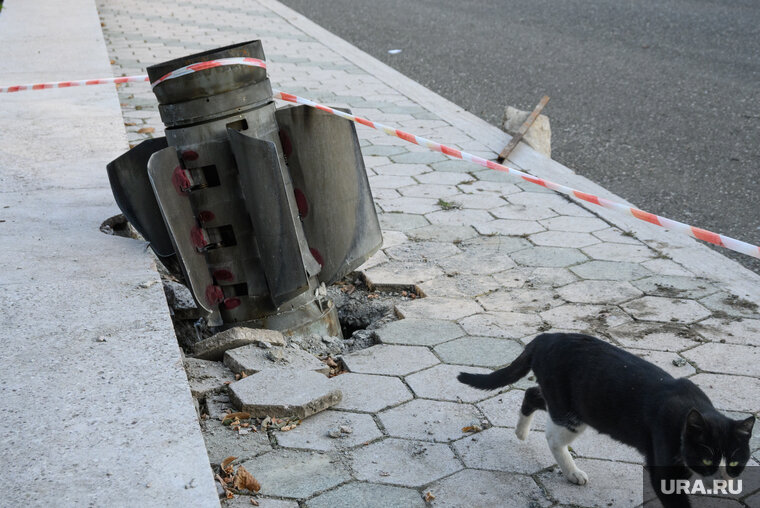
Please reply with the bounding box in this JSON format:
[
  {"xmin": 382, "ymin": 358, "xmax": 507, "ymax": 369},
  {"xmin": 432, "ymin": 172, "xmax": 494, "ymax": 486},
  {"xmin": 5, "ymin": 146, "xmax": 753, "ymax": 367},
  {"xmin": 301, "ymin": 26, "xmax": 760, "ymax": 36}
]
[{"xmin": 497, "ymin": 95, "xmax": 550, "ymax": 163}]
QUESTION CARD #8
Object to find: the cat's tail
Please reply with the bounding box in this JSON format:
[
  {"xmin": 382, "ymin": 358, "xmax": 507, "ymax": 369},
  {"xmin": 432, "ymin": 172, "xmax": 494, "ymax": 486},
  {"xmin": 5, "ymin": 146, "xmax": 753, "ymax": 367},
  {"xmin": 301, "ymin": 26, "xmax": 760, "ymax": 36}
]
[{"xmin": 457, "ymin": 339, "xmax": 536, "ymax": 390}]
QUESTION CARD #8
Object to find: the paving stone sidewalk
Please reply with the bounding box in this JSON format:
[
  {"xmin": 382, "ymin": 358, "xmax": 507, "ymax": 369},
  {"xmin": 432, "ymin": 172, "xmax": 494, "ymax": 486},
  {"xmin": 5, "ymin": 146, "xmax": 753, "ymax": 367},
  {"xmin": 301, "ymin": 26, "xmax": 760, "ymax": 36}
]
[{"xmin": 96, "ymin": 0, "xmax": 760, "ymax": 506}]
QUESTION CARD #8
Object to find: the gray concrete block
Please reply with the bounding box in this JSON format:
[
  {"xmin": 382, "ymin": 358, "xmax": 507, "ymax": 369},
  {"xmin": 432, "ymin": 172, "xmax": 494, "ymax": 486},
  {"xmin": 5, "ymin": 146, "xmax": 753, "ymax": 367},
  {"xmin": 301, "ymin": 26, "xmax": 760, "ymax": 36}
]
[
  {"xmin": 306, "ymin": 482, "xmax": 425, "ymax": 508},
  {"xmin": 193, "ymin": 327, "xmax": 286, "ymax": 361},
  {"xmin": 557, "ymin": 280, "xmax": 643, "ymax": 304},
  {"xmin": 351, "ymin": 438, "xmax": 462, "ymax": 487},
  {"xmin": 581, "ymin": 242, "xmax": 656, "ymax": 263},
  {"xmin": 459, "ymin": 312, "xmax": 542, "ymax": 339},
  {"xmin": 434, "ymin": 336, "xmax": 524, "ymax": 368},
  {"xmin": 453, "ymin": 427, "xmax": 555, "ymax": 473},
  {"xmin": 385, "ymin": 241, "xmax": 461, "ymax": 262},
  {"xmin": 375, "ymin": 318, "xmax": 465, "ymax": 346},
  {"xmin": 223, "ymin": 345, "xmax": 328, "ymax": 375},
  {"xmin": 275, "ymin": 410, "xmax": 382, "ymax": 451},
  {"xmin": 621, "ymin": 296, "xmax": 711, "ymax": 323},
  {"xmin": 378, "ymin": 399, "xmax": 483, "ymax": 442},
  {"xmin": 630, "ymin": 275, "xmax": 719, "ymax": 300},
  {"xmin": 395, "ymin": 296, "xmax": 482, "ymax": 321},
  {"xmin": 241, "ymin": 449, "xmax": 351, "ymax": 499},
  {"xmin": 378, "ymin": 212, "xmax": 430, "ymax": 232},
  {"xmin": 330, "ymin": 373, "xmax": 413, "ymax": 412},
  {"xmin": 341, "ymin": 344, "xmax": 439, "ymax": 376},
  {"xmin": 163, "ymin": 280, "xmax": 199, "ymax": 319},
  {"xmin": 698, "ymin": 291, "xmax": 760, "ymax": 319},
  {"xmin": 682, "ymin": 343, "xmax": 760, "ymax": 377},
  {"xmin": 428, "ymin": 469, "xmax": 551, "ymax": 507},
  {"xmin": 608, "ymin": 322, "xmax": 701, "ymax": 352},
  {"xmin": 418, "ymin": 274, "xmax": 502, "ymax": 298},
  {"xmin": 228, "ymin": 370, "xmax": 342, "ymax": 418},
  {"xmin": 477, "ymin": 288, "xmax": 562, "ymax": 314},
  {"xmin": 407, "ymin": 363, "xmax": 496, "ymax": 402},
  {"xmin": 510, "ymin": 246, "xmax": 588, "ymax": 268},
  {"xmin": 570, "ymin": 260, "xmax": 652, "ymax": 281},
  {"xmin": 406, "ymin": 224, "xmax": 477, "ymax": 245},
  {"xmin": 536, "ymin": 458, "xmax": 643, "ymax": 507},
  {"xmin": 184, "ymin": 358, "xmax": 236, "ymax": 398}
]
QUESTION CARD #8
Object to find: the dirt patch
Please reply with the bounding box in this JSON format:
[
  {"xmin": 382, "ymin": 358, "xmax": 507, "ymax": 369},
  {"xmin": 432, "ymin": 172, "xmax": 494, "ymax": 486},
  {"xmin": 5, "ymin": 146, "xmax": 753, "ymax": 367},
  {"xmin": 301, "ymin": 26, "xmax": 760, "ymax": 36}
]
[
  {"xmin": 100, "ymin": 213, "xmax": 141, "ymax": 239},
  {"xmin": 723, "ymin": 294, "xmax": 759, "ymax": 312}
]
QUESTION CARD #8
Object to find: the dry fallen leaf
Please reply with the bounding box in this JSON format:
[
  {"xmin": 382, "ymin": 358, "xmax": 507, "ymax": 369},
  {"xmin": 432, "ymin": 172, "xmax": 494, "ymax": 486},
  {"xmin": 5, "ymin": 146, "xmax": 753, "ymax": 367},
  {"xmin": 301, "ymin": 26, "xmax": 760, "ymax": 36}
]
[
  {"xmin": 424, "ymin": 491, "xmax": 435, "ymax": 502},
  {"xmin": 250, "ymin": 500, "xmax": 259, "ymax": 506},
  {"xmin": 137, "ymin": 127, "xmax": 155, "ymax": 134},
  {"xmin": 461, "ymin": 425, "xmax": 482, "ymax": 433},
  {"xmin": 280, "ymin": 424, "xmax": 296, "ymax": 432},
  {"xmin": 240, "ymin": 371, "xmax": 248, "ymax": 379},
  {"xmin": 233, "ymin": 465, "xmax": 261, "ymax": 492},
  {"xmin": 221, "ymin": 456, "xmax": 237, "ymax": 470},
  {"xmin": 223, "ymin": 412, "xmax": 251, "ymax": 424}
]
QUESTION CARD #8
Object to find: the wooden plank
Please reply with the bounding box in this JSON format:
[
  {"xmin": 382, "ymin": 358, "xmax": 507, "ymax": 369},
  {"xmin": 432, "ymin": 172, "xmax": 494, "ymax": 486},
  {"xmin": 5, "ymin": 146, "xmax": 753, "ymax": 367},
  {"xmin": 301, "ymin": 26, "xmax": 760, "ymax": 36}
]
[{"xmin": 497, "ymin": 95, "xmax": 550, "ymax": 163}]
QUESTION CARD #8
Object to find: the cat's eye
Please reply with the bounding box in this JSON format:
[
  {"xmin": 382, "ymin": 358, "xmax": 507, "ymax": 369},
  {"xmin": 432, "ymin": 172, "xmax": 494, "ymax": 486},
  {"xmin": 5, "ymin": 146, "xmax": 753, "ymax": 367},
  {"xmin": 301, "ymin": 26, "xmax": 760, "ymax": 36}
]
[
  {"xmin": 729, "ymin": 461, "xmax": 739, "ymax": 467},
  {"xmin": 702, "ymin": 459, "xmax": 713, "ymax": 466}
]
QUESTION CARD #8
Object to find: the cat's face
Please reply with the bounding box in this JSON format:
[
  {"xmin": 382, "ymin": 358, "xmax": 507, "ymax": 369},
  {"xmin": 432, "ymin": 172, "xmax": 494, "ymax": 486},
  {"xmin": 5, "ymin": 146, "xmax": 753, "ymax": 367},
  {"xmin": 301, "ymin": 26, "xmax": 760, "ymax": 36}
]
[{"xmin": 681, "ymin": 409, "xmax": 755, "ymax": 478}]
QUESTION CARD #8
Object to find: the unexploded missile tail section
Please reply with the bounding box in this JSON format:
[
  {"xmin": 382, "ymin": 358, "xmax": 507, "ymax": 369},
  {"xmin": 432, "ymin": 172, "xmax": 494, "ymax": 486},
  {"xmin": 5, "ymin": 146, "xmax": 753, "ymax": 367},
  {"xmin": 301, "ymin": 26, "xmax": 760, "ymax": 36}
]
[{"xmin": 107, "ymin": 40, "xmax": 382, "ymax": 337}]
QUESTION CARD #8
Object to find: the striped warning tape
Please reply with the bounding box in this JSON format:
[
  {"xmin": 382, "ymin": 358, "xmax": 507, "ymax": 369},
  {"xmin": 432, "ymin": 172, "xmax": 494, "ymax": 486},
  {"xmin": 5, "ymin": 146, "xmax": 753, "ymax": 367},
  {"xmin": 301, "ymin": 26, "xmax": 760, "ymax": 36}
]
[{"xmin": 1, "ymin": 60, "xmax": 757, "ymax": 259}]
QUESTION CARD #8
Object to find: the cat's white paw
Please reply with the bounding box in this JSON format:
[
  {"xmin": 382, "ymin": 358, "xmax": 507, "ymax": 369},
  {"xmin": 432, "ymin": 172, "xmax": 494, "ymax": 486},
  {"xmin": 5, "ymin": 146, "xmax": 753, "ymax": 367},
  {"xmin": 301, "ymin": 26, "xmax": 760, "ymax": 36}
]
[
  {"xmin": 515, "ymin": 424, "xmax": 530, "ymax": 441},
  {"xmin": 566, "ymin": 468, "xmax": 589, "ymax": 486}
]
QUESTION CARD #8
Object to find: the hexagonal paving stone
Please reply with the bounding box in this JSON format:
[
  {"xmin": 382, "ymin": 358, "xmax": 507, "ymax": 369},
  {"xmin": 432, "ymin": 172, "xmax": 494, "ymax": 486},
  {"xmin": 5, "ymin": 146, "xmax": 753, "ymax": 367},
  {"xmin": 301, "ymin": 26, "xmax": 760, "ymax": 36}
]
[
  {"xmin": 398, "ymin": 183, "xmax": 461, "ymax": 199},
  {"xmin": 621, "ymin": 296, "xmax": 711, "ymax": 323},
  {"xmin": 522, "ymin": 267, "xmax": 579, "ymax": 288},
  {"xmin": 351, "ymin": 438, "xmax": 462, "ymax": 487},
  {"xmin": 460, "ymin": 180, "xmax": 521, "ymax": 195},
  {"xmin": 305, "ymin": 482, "xmax": 425, "ymax": 508},
  {"xmin": 529, "ymin": 230, "xmax": 600, "ymax": 248},
  {"xmin": 368, "ymin": 174, "xmax": 417, "ymax": 189},
  {"xmin": 477, "ymin": 389, "xmax": 547, "ymax": 431},
  {"xmin": 416, "ymin": 171, "xmax": 474, "ymax": 185},
  {"xmin": 629, "ymin": 349, "xmax": 696, "ymax": 377},
  {"xmin": 474, "ymin": 219, "xmax": 546, "ymax": 236},
  {"xmin": 183, "ymin": 358, "xmax": 235, "ymax": 398},
  {"xmin": 592, "ymin": 227, "xmax": 643, "ymax": 245},
  {"xmin": 510, "ymin": 246, "xmax": 588, "ymax": 268},
  {"xmin": 364, "ymin": 261, "xmax": 443, "ymax": 286},
  {"xmin": 453, "ymin": 427, "xmax": 555, "ymax": 473},
  {"xmin": 540, "ymin": 304, "xmax": 632, "ymax": 331},
  {"xmin": 539, "ymin": 216, "xmax": 609, "ymax": 232},
  {"xmin": 477, "ymin": 288, "xmax": 562, "ymax": 313},
  {"xmin": 572, "ymin": 428, "xmax": 643, "ymax": 463},
  {"xmin": 405, "ymin": 363, "xmax": 496, "ymax": 402},
  {"xmin": 641, "ymin": 258, "xmax": 694, "ymax": 276},
  {"xmin": 329, "ymin": 373, "xmax": 413, "ymax": 413},
  {"xmin": 406, "ymin": 224, "xmax": 478, "ymax": 242},
  {"xmin": 223, "ymin": 345, "xmax": 328, "ymax": 375},
  {"xmin": 682, "ymin": 343, "xmax": 760, "ymax": 377},
  {"xmin": 228, "ymin": 370, "xmax": 342, "ymax": 418},
  {"xmin": 459, "ymin": 312, "xmax": 541, "ymax": 339},
  {"xmin": 427, "ymin": 468, "xmax": 551, "ymax": 507},
  {"xmin": 374, "ymin": 162, "xmax": 430, "ymax": 176},
  {"xmin": 385, "ymin": 241, "xmax": 461, "ymax": 262},
  {"xmin": 694, "ymin": 317, "xmax": 760, "ymax": 346},
  {"xmin": 460, "ymin": 234, "xmax": 533, "ymax": 253},
  {"xmin": 362, "ymin": 144, "xmax": 409, "ymax": 157},
  {"xmin": 607, "ymin": 322, "xmax": 702, "ymax": 351},
  {"xmin": 434, "ymin": 336, "xmax": 524, "ymax": 368},
  {"xmin": 242, "ymin": 449, "xmax": 351, "ymax": 499},
  {"xmin": 437, "ymin": 251, "xmax": 517, "ymax": 276},
  {"xmin": 451, "ymin": 193, "xmax": 508, "ymax": 210},
  {"xmin": 395, "ymin": 296, "xmax": 482, "ymax": 321},
  {"xmin": 690, "ymin": 373, "xmax": 760, "ymax": 412},
  {"xmin": 630, "ymin": 275, "xmax": 719, "ymax": 300},
  {"xmin": 557, "ymin": 280, "xmax": 643, "ymax": 305},
  {"xmin": 459, "ymin": 312, "xmax": 542, "ymax": 339},
  {"xmin": 224, "ymin": 497, "xmax": 297, "ymax": 508},
  {"xmin": 491, "ymin": 203, "xmax": 557, "ymax": 221},
  {"xmin": 431, "ymin": 159, "xmax": 484, "ymax": 172},
  {"xmin": 378, "ymin": 399, "xmax": 483, "ymax": 442},
  {"xmin": 507, "ymin": 192, "xmax": 569, "ymax": 208},
  {"xmin": 275, "ymin": 410, "xmax": 382, "ymax": 451},
  {"xmin": 419, "ymin": 274, "xmax": 502, "ymax": 298},
  {"xmin": 382, "ymin": 230, "xmax": 411, "ymax": 249},
  {"xmin": 341, "ymin": 344, "xmax": 439, "ymax": 376},
  {"xmin": 581, "ymin": 242, "xmax": 656, "ymax": 262},
  {"xmin": 390, "ymin": 151, "xmax": 449, "ymax": 164},
  {"xmin": 375, "ymin": 318, "xmax": 465, "ymax": 346},
  {"xmin": 425, "ymin": 208, "xmax": 494, "ymax": 227},
  {"xmin": 569, "ymin": 260, "xmax": 652, "ymax": 281},
  {"xmin": 490, "ymin": 268, "xmax": 531, "ymax": 289},
  {"xmin": 377, "ymin": 196, "xmax": 440, "ymax": 215},
  {"xmin": 200, "ymin": 418, "xmax": 272, "ymax": 466},
  {"xmin": 536, "ymin": 458, "xmax": 643, "ymax": 507},
  {"xmin": 699, "ymin": 291, "xmax": 760, "ymax": 319},
  {"xmin": 378, "ymin": 212, "xmax": 429, "ymax": 232}
]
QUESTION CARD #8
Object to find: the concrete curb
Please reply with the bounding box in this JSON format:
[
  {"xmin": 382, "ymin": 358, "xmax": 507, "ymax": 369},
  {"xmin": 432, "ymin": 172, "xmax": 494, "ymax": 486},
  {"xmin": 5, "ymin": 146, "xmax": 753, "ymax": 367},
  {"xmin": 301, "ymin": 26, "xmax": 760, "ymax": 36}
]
[{"xmin": 0, "ymin": 1, "xmax": 218, "ymax": 505}]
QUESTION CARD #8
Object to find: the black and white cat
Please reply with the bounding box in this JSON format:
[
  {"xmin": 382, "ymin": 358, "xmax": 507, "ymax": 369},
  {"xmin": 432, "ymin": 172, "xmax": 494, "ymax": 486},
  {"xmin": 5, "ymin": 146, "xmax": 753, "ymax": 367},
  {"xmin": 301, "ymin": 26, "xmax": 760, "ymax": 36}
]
[{"xmin": 458, "ymin": 332, "xmax": 755, "ymax": 508}]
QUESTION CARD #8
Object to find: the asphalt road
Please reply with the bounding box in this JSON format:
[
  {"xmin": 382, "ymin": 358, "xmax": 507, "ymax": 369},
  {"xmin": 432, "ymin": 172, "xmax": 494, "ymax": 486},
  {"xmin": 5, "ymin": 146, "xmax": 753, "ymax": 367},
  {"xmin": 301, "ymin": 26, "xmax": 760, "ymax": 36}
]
[{"xmin": 279, "ymin": 0, "xmax": 760, "ymax": 274}]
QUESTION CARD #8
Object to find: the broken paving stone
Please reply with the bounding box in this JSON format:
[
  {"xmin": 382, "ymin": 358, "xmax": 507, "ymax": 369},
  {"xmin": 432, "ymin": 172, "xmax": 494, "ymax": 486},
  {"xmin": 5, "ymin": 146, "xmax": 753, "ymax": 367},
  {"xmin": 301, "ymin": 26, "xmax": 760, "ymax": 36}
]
[
  {"xmin": 228, "ymin": 369, "xmax": 342, "ymax": 419},
  {"xmin": 163, "ymin": 280, "xmax": 199, "ymax": 319},
  {"xmin": 193, "ymin": 327, "xmax": 286, "ymax": 361},
  {"xmin": 184, "ymin": 358, "xmax": 236, "ymax": 398},
  {"xmin": 223, "ymin": 345, "xmax": 329, "ymax": 376}
]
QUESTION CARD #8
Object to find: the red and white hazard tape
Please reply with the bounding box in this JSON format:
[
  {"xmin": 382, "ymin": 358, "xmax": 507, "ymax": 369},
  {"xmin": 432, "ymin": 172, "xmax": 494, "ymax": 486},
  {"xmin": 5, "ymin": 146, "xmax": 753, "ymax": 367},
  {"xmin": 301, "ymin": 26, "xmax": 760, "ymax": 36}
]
[{"xmin": 2, "ymin": 59, "xmax": 758, "ymax": 260}]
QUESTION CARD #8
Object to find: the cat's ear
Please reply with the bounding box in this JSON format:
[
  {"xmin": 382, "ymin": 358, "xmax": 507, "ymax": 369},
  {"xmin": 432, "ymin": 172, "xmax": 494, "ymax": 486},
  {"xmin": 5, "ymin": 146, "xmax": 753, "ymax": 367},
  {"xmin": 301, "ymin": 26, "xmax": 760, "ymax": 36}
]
[
  {"xmin": 685, "ymin": 409, "xmax": 706, "ymax": 434},
  {"xmin": 736, "ymin": 416, "xmax": 755, "ymax": 437}
]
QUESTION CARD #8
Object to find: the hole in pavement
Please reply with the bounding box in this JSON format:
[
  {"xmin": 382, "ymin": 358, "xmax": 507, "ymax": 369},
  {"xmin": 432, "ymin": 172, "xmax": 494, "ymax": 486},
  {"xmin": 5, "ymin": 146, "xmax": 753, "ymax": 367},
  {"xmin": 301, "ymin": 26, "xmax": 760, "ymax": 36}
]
[{"xmin": 99, "ymin": 214, "xmax": 141, "ymax": 239}]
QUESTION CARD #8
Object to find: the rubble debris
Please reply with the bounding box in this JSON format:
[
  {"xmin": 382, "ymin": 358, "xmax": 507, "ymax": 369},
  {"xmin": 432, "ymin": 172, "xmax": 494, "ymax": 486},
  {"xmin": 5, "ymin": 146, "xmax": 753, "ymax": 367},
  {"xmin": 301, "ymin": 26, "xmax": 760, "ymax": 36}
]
[
  {"xmin": 163, "ymin": 280, "xmax": 199, "ymax": 319},
  {"xmin": 183, "ymin": 358, "xmax": 236, "ymax": 398},
  {"xmin": 193, "ymin": 327, "xmax": 286, "ymax": 361}
]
